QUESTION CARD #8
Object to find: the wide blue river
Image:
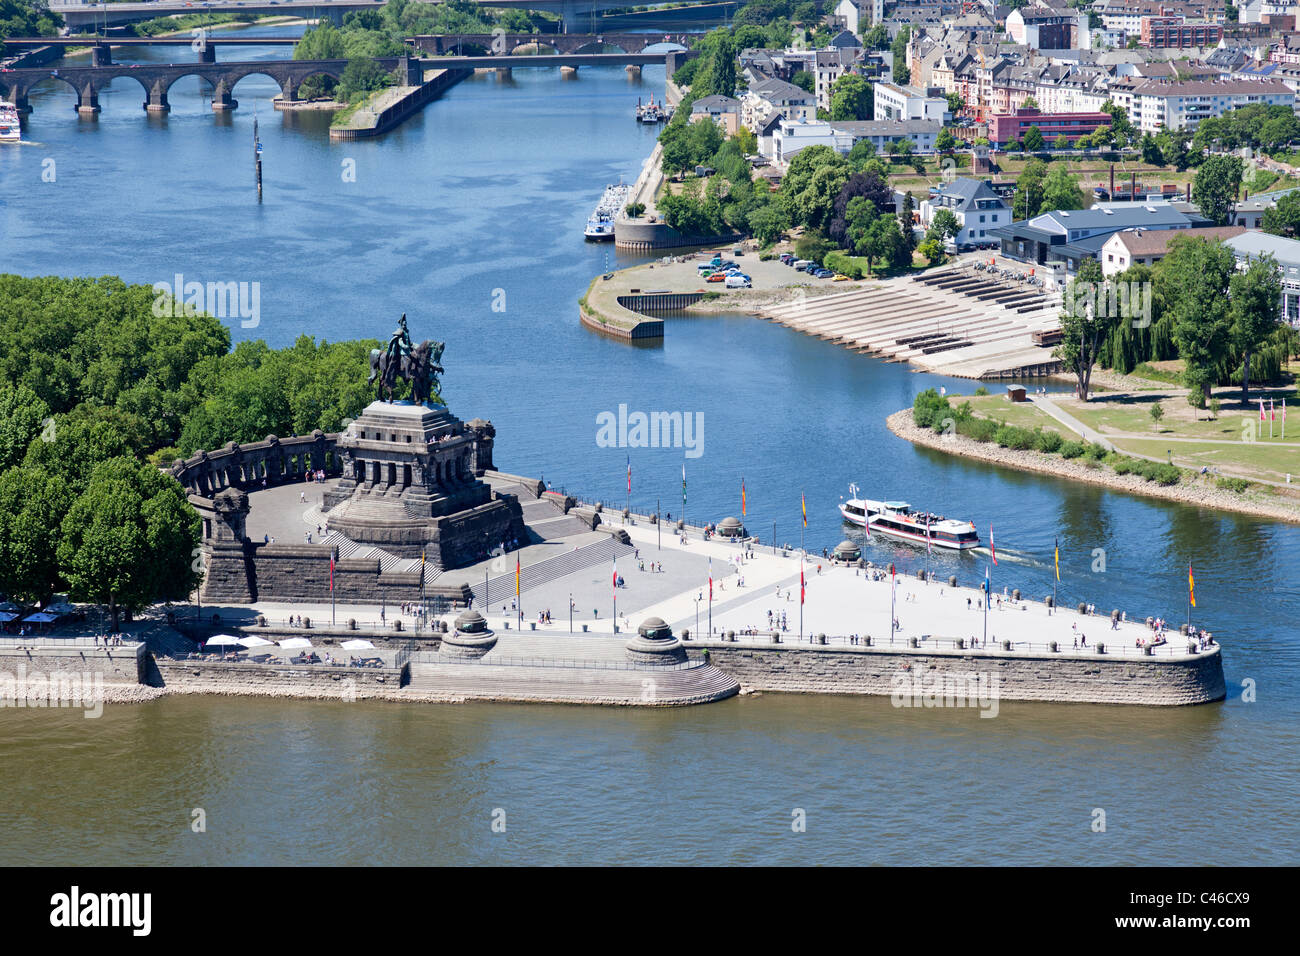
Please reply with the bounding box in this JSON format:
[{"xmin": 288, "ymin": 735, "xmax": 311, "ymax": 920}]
[{"xmin": 0, "ymin": 25, "xmax": 1296, "ymax": 865}]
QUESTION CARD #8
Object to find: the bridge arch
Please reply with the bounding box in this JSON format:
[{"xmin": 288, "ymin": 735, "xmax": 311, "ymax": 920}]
[
  {"xmin": 571, "ymin": 41, "xmax": 629, "ymax": 55},
  {"xmin": 509, "ymin": 40, "xmax": 559, "ymax": 56}
]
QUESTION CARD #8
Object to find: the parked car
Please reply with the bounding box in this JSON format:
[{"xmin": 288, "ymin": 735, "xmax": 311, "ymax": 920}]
[
  {"xmin": 794, "ymin": 260, "xmax": 812, "ymax": 272},
  {"xmin": 733, "ymin": 248, "xmax": 744, "ymax": 257},
  {"xmin": 707, "ymin": 272, "xmax": 727, "ymax": 282},
  {"xmin": 815, "ymin": 269, "xmax": 833, "ymax": 278},
  {"xmin": 779, "ymin": 253, "xmax": 795, "ymax": 264},
  {"xmin": 725, "ymin": 275, "xmax": 751, "ymax": 288},
  {"xmin": 833, "ymin": 273, "xmax": 851, "ymax": 281}
]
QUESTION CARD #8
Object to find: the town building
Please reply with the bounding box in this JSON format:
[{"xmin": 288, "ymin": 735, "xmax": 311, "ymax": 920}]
[
  {"xmin": 919, "ymin": 177, "xmax": 1013, "ymax": 248},
  {"xmin": 741, "ymin": 77, "xmax": 817, "ymax": 130},
  {"xmin": 690, "ymin": 95, "xmax": 742, "ymax": 136},
  {"xmin": 991, "ymin": 204, "xmax": 1211, "ymax": 273},
  {"xmin": 873, "ymin": 81, "xmax": 951, "ymax": 122},
  {"xmin": 989, "ymin": 106, "xmax": 1112, "ymax": 145},
  {"xmin": 1099, "ymin": 224, "xmax": 1247, "ymax": 275},
  {"xmin": 1139, "ymin": 16, "xmax": 1224, "ymax": 49},
  {"xmin": 1107, "ymin": 76, "xmax": 1295, "ymax": 133},
  {"xmin": 1005, "ymin": 7, "xmax": 1091, "ymax": 50}
]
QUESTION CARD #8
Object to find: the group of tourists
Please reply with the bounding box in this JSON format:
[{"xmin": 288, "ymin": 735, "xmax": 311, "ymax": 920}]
[{"xmin": 93, "ymin": 633, "xmax": 128, "ymax": 646}]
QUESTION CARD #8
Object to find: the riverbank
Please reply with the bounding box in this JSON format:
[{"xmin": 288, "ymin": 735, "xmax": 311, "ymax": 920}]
[
  {"xmin": 328, "ymin": 67, "xmax": 470, "ymax": 140},
  {"xmin": 887, "ymin": 408, "xmax": 1300, "ymax": 524}
]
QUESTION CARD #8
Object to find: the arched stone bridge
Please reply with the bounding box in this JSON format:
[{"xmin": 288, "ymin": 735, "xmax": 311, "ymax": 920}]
[
  {"xmin": 0, "ymin": 55, "xmax": 422, "ymax": 114},
  {"xmin": 409, "ymin": 32, "xmax": 696, "ymax": 56}
]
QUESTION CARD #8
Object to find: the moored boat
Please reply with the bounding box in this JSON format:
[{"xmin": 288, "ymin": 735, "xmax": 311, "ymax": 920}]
[{"xmin": 0, "ymin": 103, "xmax": 20, "ymax": 144}]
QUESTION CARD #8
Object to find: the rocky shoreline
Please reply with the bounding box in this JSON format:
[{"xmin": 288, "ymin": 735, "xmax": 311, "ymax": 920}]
[{"xmin": 887, "ymin": 409, "xmax": 1300, "ymax": 524}]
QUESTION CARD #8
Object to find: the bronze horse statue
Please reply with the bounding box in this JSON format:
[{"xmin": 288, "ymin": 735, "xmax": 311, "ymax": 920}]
[{"xmin": 369, "ymin": 328, "xmax": 445, "ymax": 405}]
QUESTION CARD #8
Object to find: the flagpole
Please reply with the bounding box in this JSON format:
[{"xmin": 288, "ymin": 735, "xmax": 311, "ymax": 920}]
[
  {"xmin": 708, "ymin": 558, "xmax": 712, "ymax": 638},
  {"xmin": 889, "ymin": 563, "xmax": 896, "ymax": 645},
  {"xmin": 983, "ymin": 567, "xmax": 989, "ymax": 646},
  {"xmin": 657, "ymin": 497, "xmax": 661, "ymax": 552}
]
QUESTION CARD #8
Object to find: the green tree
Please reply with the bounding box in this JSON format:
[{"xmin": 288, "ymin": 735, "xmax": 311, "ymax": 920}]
[
  {"xmin": 0, "ymin": 465, "xmax": 71, "ymax": 604},
  {"xmin": 935, "ymin": 127, "xmax": 957, "ymax": 152},
  {"xmin": 918, "ymin": 238, "xmax": 946, "ymax": 265},
  {"xmin": 1022, "ymin": 125, "xmax": 1045, "ymax": 152},
  {"xmin": 1054, "ymin": 258, "xmax": 1121, "ymax": 401},
  {"xmin": 891, "ymin": 27, "xmax": 911, "ymax": 85},
  {"xmin": 945, "ymin": 92, "xmax": 964, "ymax": 115},
  {"xmin": 1229, "ymin": 254, "xmax": 1283, "ymax": 406},
  {"xmin": 293, "ymin": 20, "xmax": 347, "ymax": 60},
  {"xmin": 862, "ymin": 24, "xmax": 888, "ymax": 50},
  {"xmin": 1041, "ymin": 163, "xmax": 1086, "ymax": 211},
  {"xmin": 1158, "ymin": 235, "xmax": 1237, "ymax": 406},
  {"xmin": 337, "ymin": 57, "xmax": 394, "ymax": 100},
  {"xmin": 1054, "ymin": 135, "xmax": 1071, "ymax": 150},
  {"xmin": 791, "ymin": 70, "xmax": 815, "ymax": 94},
  {"xmin": 830, "ymin": 73, "xmax": 872, "ymax": 121},
  {"xmin": 1262, "ymin": 190, "xmax": 1300, "ymax": 237},
  {"xmin": 1012, "ymin": 158, "xmax": 1049, "ymax": 219},
  {"xmin": 1021, "ymin": 96, "xmax": 1039, "ymax": 110},
  {"xmin": 1192, "ymin": 153, "xmax": 1244, "ymax": 226},
  {"xmin": 748, "ymin": 202, "xmax": 791, "ymax": 244},
  {"xmin": 57, "ymin": 458, "xmax": 201, "ymax": 629},
  {"xmin": 1149, "ymin": 401, "xmax": 1165, "ymax": 430},
  {"xmin": 846, "ymin": 138, "xmax": 877, "ymax": 169},
  {"xmin": 1140, "ymin": 133, "xmax": 1165, "ymax": 166},
  {"xmin": 927, "ymin": 208, "xmax": 961, "ymax": 241},
  {"xmin": 0, "ymin": 383, "xmax": 49, "ymax": 474}
]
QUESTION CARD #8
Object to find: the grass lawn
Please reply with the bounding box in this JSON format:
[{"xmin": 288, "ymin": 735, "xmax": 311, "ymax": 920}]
[
  {"xmin": 1112, "ymin": 437, "xmax": 1300, "ymax": 483},
  {"xmin": 963, "ymin": 394, "xmax": 1084, "ymax": 438}
]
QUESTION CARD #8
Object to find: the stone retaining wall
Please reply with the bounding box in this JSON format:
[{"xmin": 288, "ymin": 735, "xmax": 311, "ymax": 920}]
[
  {"xmin": 698, "ymin": 642, "xmax": 1226, "ymax": 706},
  {"xmin": 154, "ymin": 659, "xmax": 406, "ymax": 700},
  {"xmin": 0, "ymin": 645, "xmax": 146, "ymax": 685}
]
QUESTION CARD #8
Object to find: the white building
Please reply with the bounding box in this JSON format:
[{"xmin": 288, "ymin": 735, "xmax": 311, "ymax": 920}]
[
  {"xmin": 768, "ymin": 117, "xmax": 942, "ymax": 165},
  {"xmin": 1109, "ymin": 77, "xmax": 1296, "ymax": 133},
  {"xmin": 834, "ymin": 0, "xmax": 886, "ymax": 36},
  {"xmin": 741, "ymin": 77, "xmax": 817, "ymax": 131},
  {"xmin": 919, "ymin": 177, "xmax": 1012, "ymax": 250},
  {"xmin": 873, "ymin": 81, "xmax": 951, "ymax": 123}
]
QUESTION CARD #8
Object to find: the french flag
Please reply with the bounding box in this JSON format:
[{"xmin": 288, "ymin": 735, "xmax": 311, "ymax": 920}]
[{"xmin": 990, "ymin": 524, "xmax": 997, "ymax": 566}]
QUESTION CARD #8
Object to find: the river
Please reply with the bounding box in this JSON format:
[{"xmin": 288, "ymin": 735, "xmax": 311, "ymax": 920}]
[{"xmin": 0, "ymin": 27, "xmax": 1296, "ymax": 865}]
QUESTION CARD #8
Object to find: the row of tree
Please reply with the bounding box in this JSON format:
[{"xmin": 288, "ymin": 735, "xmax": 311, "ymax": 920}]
[{"xmin": 1058, "ymin": 239, "xmax": 1295, "ymax": 409}]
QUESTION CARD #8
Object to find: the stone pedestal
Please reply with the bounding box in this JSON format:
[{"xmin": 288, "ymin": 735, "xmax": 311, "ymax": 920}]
[
  {"xmin": 322, "ymin": 401, "xmax": 525, "ymax": 567},
  {"xmin": 440, "ymin": 609, "xmax": 497, "ymax": 659},
  {"xmin": 625, "ymin": 617, "xmax": 687, "ymax": 665}
]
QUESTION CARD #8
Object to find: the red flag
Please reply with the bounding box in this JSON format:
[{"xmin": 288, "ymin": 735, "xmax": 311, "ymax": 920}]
[
  {"xmin": 612, "ymin": 556, "xmax": 617, "ymax": 592},
  {"xmin": 990, "ymin": 524, "xmax": 997, "ymax": 566},
  {"xmin": 329, "ymin": 552, "xmax": 335, "ymax": 591},
  {"xmin": 926, "ymin": 515, "xmax": 932, "ymax": 555},
  {"xmin": 741, "ymin": 479, "xmax": 747, "ymax": 517},
  {"xmin": 708, "ymin": 557, "xmax": 713, "ymax": 601}
]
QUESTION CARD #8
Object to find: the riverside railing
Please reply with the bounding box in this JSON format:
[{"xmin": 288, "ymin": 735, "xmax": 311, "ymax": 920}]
[
  {"xmin": 686, "ymin": 630, "xmax": 1216, "ymax": 660},
  {"xmin": 0, "ymin": 636, "xmax": 143, "ymax": 649}
]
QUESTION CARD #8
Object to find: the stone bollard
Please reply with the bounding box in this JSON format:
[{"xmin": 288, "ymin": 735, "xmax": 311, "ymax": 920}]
[
  {"xmin": 771, "ymin": 633, "xmax": 780, "ymax": 644},
  {"xmin": 440, "ymin": 621, "xmax": 448, "ymax": 634},
  {"xmin": 949, "ymin": 575, "xmax": 958, "ymax": 587},
  {"xmin": 393, "ymin": 620, "xmax": 402, "ymax": 632},
  {"xmin": 1049, "ymin": 641, "xmax": 1059, "ymax": 652},
  {"xmin": 348, "ymin": 618, "xmax": 357, "ymax": 630},
  {"xmin": 956, "ymin": 638, "xmax": 965, "ymax": 649},
  {"xmin": 1045, "ymin": 595, "xmax": 1054, "ymax": 608},
  {"xmin": 1012, "ymin": 589, "xmax": 1020, "ymax": 602},
  {"xmin": 581, "ymin": 624, "xmax": 588, "ymax": 632},
  {"xmin": 1096, "ymin": 642, "xmax": 1106, "ymax": 654},
  {"xmin": 1144, "ymin": 644, "xmax": 1155, "ymax": 655},
  {"xmin": 682, "ymin": 629, "xmax": 690, "ymax": 640},
  {"xmin": 1001, "ymin": 640, "xmax": 1012, "ymax": 651},
  {"xmin": 257, "ymin": 615, "xmax": 267, "ymax": 627},
  {"xmin": 1180, "ymin": 623, "xmax": 1189, "ymax": 635},
  {"xmin": 529, "ymin": 622, "xmax": 536, "ymax": 630},
  {"xmin": 817, "ymin": 633, "xmax": 826, "ymax": 645},
  {"xmin": 594, "ymin": 502, "xmax": 602, "ymax": 513},
  {"xmin": 908, "ymin": 637, "xmax": 918, "ymax": 648},
  {"xmin": 864, "ymin": 636, "xmax": 872, "ymax": 646},
  {"xmin": 676, "ymin": 519, "xmax": 685, "ymax": 531},
  {"xmin": 303, "ymin": 617, "xmax": 311, "ymax": 629},
  {"xmin": 649, "ymin": 513, "xmax": 657, "ymax": 524},
  {"xmin": 1078, "ymin": 602, "xmax": 1087, "ymax": 615}
]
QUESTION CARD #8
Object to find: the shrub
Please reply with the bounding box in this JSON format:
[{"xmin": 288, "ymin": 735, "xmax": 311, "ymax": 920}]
[
  {"xmin": 824, "ymin": 250, "xmax": 864, "ymax": 279},
  {"xmin": 625, "ymin": 202, "xmax": 646, "ymax": 218},
  {"xmin": 1141, "ymin": 462, "xmax": 1181, "ymax": 485},
  {"xmin": 1035, "ymin": 430, "xmax": 1063, "ymax": 453},
  {"xmin": 913, "ymin": 388, "xmax": 951, "ymax": 429},
  {"xmin": 974, "ymin": 386, "xmax": 989, "ymax": 397},
  {"xmin": 1060, "ymin": 441, "xmax": 1086, "ymax": 459},
  {"xmin": 1216, "ymin": 476, "xmax": 1251, "ymax": 493},
  {"xmin": 1111, "ymin": 457, "xmax": 1139, "ymax": 475},
  {"xmin": 995, "ymin": 424, "xmax": 1036, "ymax": 450},
  {"xmin": 1083, "ymin": 442, "xmax": 1108, "ymax": 461},
  {"xmin": 957, "ymin": 417, "xmax": 999, "ymax": 442}
]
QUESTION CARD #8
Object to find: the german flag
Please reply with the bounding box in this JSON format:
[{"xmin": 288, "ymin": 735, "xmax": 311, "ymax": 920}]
[
  {"xmin": 801, "ymin": 492, "xmax": 807, "ymax": 529},
  {"xmin": 1054, "ymin": 536, "xmax": 1060, "ymax": 581},
  {"xmin": 741, "ymin": 479, "xmax": 747, "ymax": 518},
  {"xmin": 1189, "ymin": 563, "xmax": 1196, "ymax": 608}
]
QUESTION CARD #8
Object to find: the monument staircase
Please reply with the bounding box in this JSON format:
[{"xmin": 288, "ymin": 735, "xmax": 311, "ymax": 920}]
[{"xmin": 470, "ymin": 535, "xmax": 635, "ymax": 607}]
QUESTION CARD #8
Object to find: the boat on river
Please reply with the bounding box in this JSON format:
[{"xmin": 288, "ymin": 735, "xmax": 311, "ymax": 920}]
[{"xmin": 840, "ymin": 486, "xmax": 980, "ymax": 550}]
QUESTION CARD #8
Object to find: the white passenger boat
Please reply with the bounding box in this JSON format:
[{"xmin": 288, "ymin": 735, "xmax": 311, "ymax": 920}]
[
  {"xmin": 839, "ymin": 487, "xmax": 980, "ymax": 550},
  {"xmin": 0, "ymin": 103, "xmax": 21, "ymax": 144}
]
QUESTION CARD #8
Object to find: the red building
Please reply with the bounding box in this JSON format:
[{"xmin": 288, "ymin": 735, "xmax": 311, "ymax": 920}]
[
  {"xmin": 1140, "ymin": 16, "xmax": 1224, "ymax": 48},
  {"xmin": 989, "ymin": 108, "xmax": 1111, "ymax": 146}
]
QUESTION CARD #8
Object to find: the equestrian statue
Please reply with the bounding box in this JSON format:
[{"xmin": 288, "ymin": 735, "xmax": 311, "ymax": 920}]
[{"xmin": 368, "ymin": 314, "xmax": 446, "ymax": 405}]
